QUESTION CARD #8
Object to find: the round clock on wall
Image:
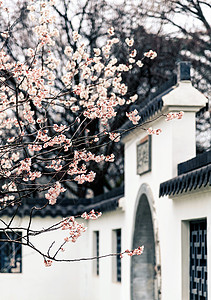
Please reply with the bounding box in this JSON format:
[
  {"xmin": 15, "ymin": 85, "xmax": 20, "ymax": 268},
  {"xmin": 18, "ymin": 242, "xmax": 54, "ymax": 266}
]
[{"xmin": 137, "ymin": 135, "xmax": 151, "ymax": 175}]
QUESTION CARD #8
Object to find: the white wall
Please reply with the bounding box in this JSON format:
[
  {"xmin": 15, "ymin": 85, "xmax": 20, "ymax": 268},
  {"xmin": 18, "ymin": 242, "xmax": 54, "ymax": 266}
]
[
  {"xmin": 0, "ymin": 81, "xmax": 209, "ymax": 300},
  {"xmin": 123, "ymin": 81, "xmax": 209, "ymax": 300},
  {"xmin": 0, "ymin": 208, "xmax": 126, "ymax": 300},
  {"xmin": 86, "ymin": 209, "xmax": 125, "ymax": 300},
  {"xmin": 172, "ymin": 188, "xmax": 211, "ymax": 300},
  {"xmin": 0, "ymin": 216, "xmax": 89, "ymax": 300}
]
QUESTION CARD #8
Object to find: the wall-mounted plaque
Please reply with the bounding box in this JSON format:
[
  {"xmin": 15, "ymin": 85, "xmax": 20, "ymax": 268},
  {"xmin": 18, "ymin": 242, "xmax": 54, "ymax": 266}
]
[{"xmin": 137, "ymin": 135, "xmax": 151, "ymax": 175}]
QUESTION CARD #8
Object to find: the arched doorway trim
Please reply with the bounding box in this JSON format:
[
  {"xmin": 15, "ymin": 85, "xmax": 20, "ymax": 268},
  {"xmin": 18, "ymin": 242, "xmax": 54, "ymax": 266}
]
[{"xmin": 131, "ymin": 183, "xmax": 161, "ymax": 300}]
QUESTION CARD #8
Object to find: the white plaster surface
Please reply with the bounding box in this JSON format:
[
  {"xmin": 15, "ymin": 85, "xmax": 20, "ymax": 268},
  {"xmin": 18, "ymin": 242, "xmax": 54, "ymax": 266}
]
[{"xmin": 0, "ymin": 80, "xmax": 210, "ymax": 300}]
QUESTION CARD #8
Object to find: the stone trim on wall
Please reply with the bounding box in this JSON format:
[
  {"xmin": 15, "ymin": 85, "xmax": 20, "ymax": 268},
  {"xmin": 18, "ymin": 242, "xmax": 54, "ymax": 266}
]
[{"xmin": 131, "ymin": 183, "xmax": 161, "ymax": 300}]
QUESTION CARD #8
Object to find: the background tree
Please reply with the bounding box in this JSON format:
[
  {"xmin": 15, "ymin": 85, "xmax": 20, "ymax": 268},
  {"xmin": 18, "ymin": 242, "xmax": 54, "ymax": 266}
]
[
  {"xmin": 0, "ymin": 0, "xmax": 160, "ymax": 263},
  {"xmin": 0, "ymin": 0, "xmax": 208, "ymax": 265},
  {"xmin": 131, "ymin": 0, "xmax": 211, "ymax": 152},
  {"xmin": 0, "ymin": 0, "xmax": 210, "ymax": 200}
]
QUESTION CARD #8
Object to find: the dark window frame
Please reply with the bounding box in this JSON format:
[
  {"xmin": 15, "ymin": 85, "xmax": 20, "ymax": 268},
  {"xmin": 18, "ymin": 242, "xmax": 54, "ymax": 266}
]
[
  {"xmin": 116, "ymin": 229, "xmax": 121, "ymax": 282},
  {"xmin": 93, "ymin": 231, "xmax": 99, "ymax": 276},
  {"xmin": 190, "ymin": 219, "xmax": 207, "ymax": 300},
  {"xmin": 112, "ymin": 228, "xmax": 121, "ymax": 283},
  {"xmin": 0, "ymin": 231, "xmax": 22, "ymax": 273}
]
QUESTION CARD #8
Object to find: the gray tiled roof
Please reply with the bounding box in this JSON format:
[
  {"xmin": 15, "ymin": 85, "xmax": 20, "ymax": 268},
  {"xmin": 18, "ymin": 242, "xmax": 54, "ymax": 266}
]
[
  {"xmin": 159, "ymin": 151, "xmax": 211, "ymax": 197},
  {"xmin": 121, "ymin": 76, "xmax": 177, "ymax": 133},
  {"xmin": 122, "ymin": 64, "xmax": 207, "ymax": 133},
  {"xmin": 0, "ymin": 187, "xmax": 124, "ymax": 218}
]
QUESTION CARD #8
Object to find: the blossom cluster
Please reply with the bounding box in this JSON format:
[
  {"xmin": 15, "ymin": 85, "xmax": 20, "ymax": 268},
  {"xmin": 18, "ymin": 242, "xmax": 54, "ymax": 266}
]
[
  {"xmin": 0, "ymin": 0, "xmax": 161, "ymax": 264},
  {"xmin": 46, "ymin": 159, "xmax": 63, "ymax": 171},
  {"xmin": 74, "ymin": 171, "xmax": 96, "ymax": 184},
  {"xmin": 126, "ymin": 109, "xmax": 141, "ymax": 125},
  {"xmin": 73, "ymin": 150, "xmax": 115, "ymax": 164},
  {"xmin": 45, "ymin": 182, "xmax": 66, "ymax": 205},
  {"xmin": 17, "ymin": 158, "xmax": 32, "ymax": 175},
  {"xmin": 23, "ymin": 171, "xmax": 42, "ymax": 182},
  {"xmin": 122, "ymin": 246, "xmax": 144, "ymax": 257},
  {"xmin": 144, "ymin": 50, "xmax": 157, "ymax": 59},
  {"xmin": 44, "ymin": 259, "xmax": 53, "ymax": 267},
  {"xmin": 27, "ymin": 0, "xmax": 58, "ymax": 49},
  {"xmin": 61, "ymin": 216, "xmax": 87, "ymax": 243},
  {"xmin": 109, "ymin": 132, "xmax": 121, "ymax": 142},
  {"xmin": 0, "ymin": 152, "xmax": 19, "ymax": 201},
  {"xmin": 28, "ymin": 144, "xmax": 42, "ymax": 152},
  {"xmin": 125, "ymin": 38, "xmax": 134, "ymax": 47},
  {"xmin": 53, "ymin": 124, "xmax": 68, "ymax": 132},
  {"xmin": 81, "ymin": 210, "xmax": 102, "ymax": 220},
  {"xmin": 165, "ymin": 111, "xmax": 184, "ymax": 121},
  {"xmin": 147, "ymin": 128, "xmax": 162, "ymax": 135},
  {"xmin": 1, "ymin": 182, "xmax": 17, "ymax": 203}
]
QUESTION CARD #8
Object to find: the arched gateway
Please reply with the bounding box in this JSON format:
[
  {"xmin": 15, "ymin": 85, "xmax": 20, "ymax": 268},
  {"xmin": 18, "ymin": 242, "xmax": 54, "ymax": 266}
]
[{"xmin": 131, "ymin": 184, "xmax": 161, "ymax": 300}]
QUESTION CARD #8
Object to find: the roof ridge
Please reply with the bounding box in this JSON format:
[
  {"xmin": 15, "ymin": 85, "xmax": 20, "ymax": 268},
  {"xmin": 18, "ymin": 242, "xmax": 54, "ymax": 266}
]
[{"xmin": 178, "ymin": 150, "xmax": 211, "ymax": 175}]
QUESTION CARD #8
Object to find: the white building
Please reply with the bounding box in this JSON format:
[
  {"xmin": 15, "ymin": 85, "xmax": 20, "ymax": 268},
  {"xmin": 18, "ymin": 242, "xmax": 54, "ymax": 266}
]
[{"xmin": 0, "ymin": 62, "xmax": 210, "ymax": 300}]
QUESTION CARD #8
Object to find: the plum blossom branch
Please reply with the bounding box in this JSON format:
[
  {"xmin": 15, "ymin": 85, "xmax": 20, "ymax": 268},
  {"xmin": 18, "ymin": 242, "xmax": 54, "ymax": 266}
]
[
  {"xmin": 0, "ymin": 0, "xmax": 183, "ymax": 266},
  {"xmin": 44, "ymin": 246, "xmax": 144, "ymax": 267}
]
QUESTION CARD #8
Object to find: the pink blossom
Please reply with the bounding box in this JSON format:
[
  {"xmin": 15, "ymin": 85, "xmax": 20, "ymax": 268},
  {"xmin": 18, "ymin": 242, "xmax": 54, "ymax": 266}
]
[
  {"xmin": 125, "ymin": 38, "xmax": 134, "ymax": 47},
  {"xmin": 53, "ymin": 124, "xmax": 67, "ymax": 132},
  {"xmin": 7, "ymin": 137, "xmax": 15, "ymax": 143},
  {"xmin": 44, "ymin": 259, "xmax": 52, "ymax": 267},
  {"xmin": 17, "ymin": 158, "xmax": 32, "ymax": 175},
  {"xmin": 147, "ymin": 128, "xmax": 162, "ymax": 135},
  {"xmin": 73, "ymin": 31, "xmax": 81, "ymax": 42},
  {"xmin": 105, "ymin": 154, "xmax": 115, "ymax": 162},
  {"xmin": 28, "ymin": 144, "xmax": 42, "ymax": 151},
  {"xmin": 109, "ymin": 132, "xmax": 121, "ymax": 142},
  {"xmin": 130, "ymin": 94, "xmax": 138, "ymax": 102},
  {"xmin": 64, "ymin": 46, "xmax": 73, "ymax": 56},
  {"xmin": 130, "ymin": 49, "xmax": 137, "ymax": 58},
  {"xmin": 45, "ymin": 182, "xmax": 66, "ymax": 205},
  {"xmin": 122, "ymin": 246, "xmax": 144, "ymax": 257},
  {"xmin": 27, "ymin": 48, "xmax": 35, "ymax": 57},
  {"xmin": 107, "ymin": 27, "xmax": 115, "ymax": 36},
  {"xmin": 61, "ymin": 217, "xmax": 87, "ymax": 243},
  {"xmin": 144, "ymin": 50, "xmax": 157, "ymax": 59},
  {"xmin": 126, "ymin": 109, "xmax": 140, "ymax": 125},
  {"xmin": 81, "ymin": 210, "xmax": 102, "ymax": 220},
  {"xmin": 94, "ymin": 48, "xmax": 101, "ymax": 56},
  {"xmin": 74, "ymin": 171, "xmax": 96, "ymax": 184},
  {"xmin": 136, "ymin": 60, "xmax": 144, "ymax": 67},
  {"xmin": 166, "ymin": 111, "xmax": 184, "ymax": 121}
]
